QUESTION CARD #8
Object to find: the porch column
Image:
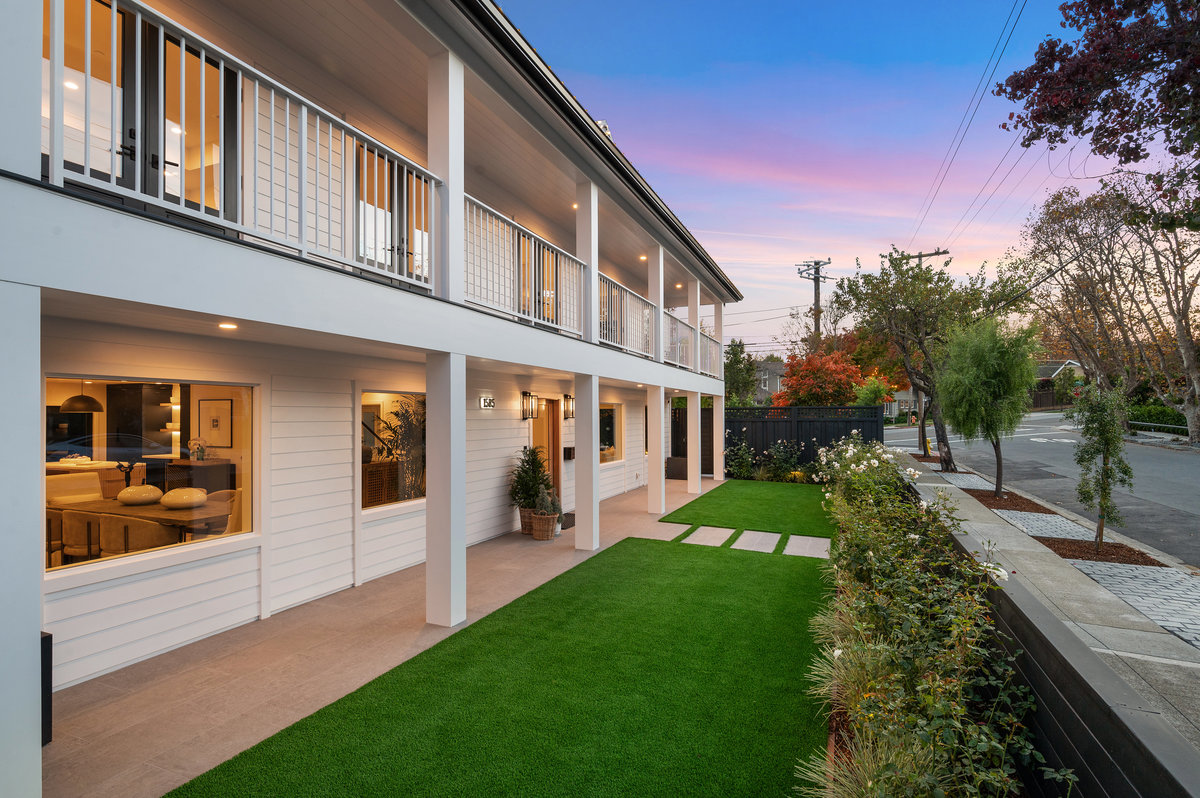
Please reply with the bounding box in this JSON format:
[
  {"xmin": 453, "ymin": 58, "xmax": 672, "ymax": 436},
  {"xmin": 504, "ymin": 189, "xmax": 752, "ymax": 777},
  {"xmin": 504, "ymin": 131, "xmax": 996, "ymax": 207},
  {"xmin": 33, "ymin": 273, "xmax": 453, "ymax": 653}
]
[
  {"xmin": 646, "ymin": 384, "xmax": 666, "ymax": 513},
  {"xmin": 648, "ymin": 245, "xmax": 664, "ymax": 363},
  {"xmin": 426, "ymin": 351, "xmax": 466, "ymax": 626},
  {"xmin": 713, "ymin": 301, "xmax": 724, "ymax": 378},
  {"xmin": 574, "ymin": 373, "xmax": 600, "ymax": 550},
  {"xmin": 576, "ymin": 182, "xmax": 599, "ymax": 344},
  {"xmin": 428, "ymin": 51, "xmax": 465, "ymax": 305},
  {"xmin": 686, "ymin": 390, "xmax": 701, "ymax": 494},
  {"xmin": 0, "ymin": 281, "xmax": 42, "ymax": 795},
  {"xmin": 0, "ymin": 0, "xmax": 41, "ymax": 177},
  {"xmin": 687, "ymin": 279, "xmax": 700, "ymax": 371},
  {"xmin": 712, "ymin": 393, "xmax": 725, "ymax": 482}
]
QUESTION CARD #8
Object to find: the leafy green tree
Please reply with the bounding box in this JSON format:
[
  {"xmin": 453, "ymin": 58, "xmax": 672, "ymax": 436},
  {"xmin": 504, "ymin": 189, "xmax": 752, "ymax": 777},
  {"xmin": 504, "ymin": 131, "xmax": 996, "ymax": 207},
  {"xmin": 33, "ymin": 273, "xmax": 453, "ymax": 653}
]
[
  {"xmin": 853, "ymin": 372, "xmax": 897, "ymax": 407},
  {"xmin": 723, "ymin": 338, "xmax": 757, "ymax": 404},
  {"xmin": 1064, "ymin": 386, "xmax": 1135, "ymax": 552},
  {"xmin": 1053, "ymin": 368, "xmax": 1077, "ymax": 406},
  {"xmin": 940, "ymin": 320, "xmax": 1040, "ymax": 497}
]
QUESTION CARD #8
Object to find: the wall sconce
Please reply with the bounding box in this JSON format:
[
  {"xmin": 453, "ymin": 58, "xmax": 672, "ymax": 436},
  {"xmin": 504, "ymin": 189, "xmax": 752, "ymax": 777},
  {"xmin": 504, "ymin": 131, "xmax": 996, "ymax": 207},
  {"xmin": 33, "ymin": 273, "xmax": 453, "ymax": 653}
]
[
  {"xmin": 563, "ymin": 394, "xmax": 575, "ymax": 419},
  {"xmin": 521, "ymin": 391, "xmax": 539, "ymax": 420}
]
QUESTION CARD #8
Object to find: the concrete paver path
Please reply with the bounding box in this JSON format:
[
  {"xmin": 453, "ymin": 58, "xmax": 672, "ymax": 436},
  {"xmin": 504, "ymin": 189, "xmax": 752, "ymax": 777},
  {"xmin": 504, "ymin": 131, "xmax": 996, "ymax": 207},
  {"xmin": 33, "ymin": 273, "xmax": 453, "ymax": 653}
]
[
  {"xmin": 731, "ymin": 530, "xmax": 779, "ymax": 553},
  {"xmin": 783, "ymin": 535, "xmax": 831, "ymax": 559},
  {"xmin": 681, "ymin": 526, "xmax": 734, "ymax": 547}
]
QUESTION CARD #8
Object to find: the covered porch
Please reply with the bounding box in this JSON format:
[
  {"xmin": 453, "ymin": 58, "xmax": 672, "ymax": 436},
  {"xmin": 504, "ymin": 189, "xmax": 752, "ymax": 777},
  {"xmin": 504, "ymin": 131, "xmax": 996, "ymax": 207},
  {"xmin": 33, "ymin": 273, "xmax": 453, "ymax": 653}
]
[{"xmin": 42, "ymin": 478, "xmax": 718, "ymax": 798}]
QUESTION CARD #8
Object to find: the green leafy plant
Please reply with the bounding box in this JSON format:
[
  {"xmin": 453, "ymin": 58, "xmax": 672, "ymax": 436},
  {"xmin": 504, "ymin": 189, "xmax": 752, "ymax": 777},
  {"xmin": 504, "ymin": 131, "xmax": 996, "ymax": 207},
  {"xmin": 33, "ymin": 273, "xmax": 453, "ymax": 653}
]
[
  {"xmin": 1063, "ymin": 385, "xmax": 1134, "ymax": 551},
  {"xmin": 508, "ymin": 446, "xmax": 553, "ymax": 510},
  {"xmin": 758, "ymin": 439, "xmax": 803, "ymax": 482},
  {"xmin": 723, "ymin": 430, "xmax": 755, "ymax": 480},
  {"xmin": 373, "ymin": 396, "xmax": 427, "ymax": 501}
]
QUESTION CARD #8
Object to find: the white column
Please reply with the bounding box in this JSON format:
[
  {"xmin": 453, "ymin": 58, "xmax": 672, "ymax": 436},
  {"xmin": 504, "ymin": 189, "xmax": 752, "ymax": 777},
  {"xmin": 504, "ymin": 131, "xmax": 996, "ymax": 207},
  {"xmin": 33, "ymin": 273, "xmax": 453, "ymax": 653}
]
[
  {"xmin": 426, "ymin": 351, "xmax": 466, "ymax": 627},
  {"xmin": 0, "ymin": 0, "xmax": 42, "ymax": 177},
  {"xmin": 576, "ymin": 181, "xmax": 599, "ymax": 344},
  {"xmin": 574, "ymin": 373, "xmax": 600, "ymax": 549},
  {"xmin": 711, "ymin": 393, "xmax": 725, "ymax": 482},
  {"xmin": 686, "ymin": 390, "xmax": 701, "ymax": 494},
  {"xmin": 428, "ymin": 51, "xmax": 465, "ymax": 305},
  {"xmin": 687, "ymin": 279, "xmax": 700, "ymax": 371},
  {"xmin": 713, "ymin": 301, "xmax": 724, "ymax": 378},
  {"xmin": 648, "ymin": 245, "xmax": 664, "ymax": 363},
  {"xmin": 646, "ymin": 384, "xmax": 665, "ymax": 513},
  {"xmin": 0, "ymin": 281, "xmax": 42, "ymax": 795}
]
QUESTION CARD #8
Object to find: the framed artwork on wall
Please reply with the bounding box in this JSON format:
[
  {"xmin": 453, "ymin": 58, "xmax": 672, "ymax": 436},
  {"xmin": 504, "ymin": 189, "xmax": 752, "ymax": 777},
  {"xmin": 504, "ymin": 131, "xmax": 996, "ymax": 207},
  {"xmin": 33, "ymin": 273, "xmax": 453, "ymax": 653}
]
[{"xmin": 198, "ymin": 399, "xmax": 233, "ymax": 447}]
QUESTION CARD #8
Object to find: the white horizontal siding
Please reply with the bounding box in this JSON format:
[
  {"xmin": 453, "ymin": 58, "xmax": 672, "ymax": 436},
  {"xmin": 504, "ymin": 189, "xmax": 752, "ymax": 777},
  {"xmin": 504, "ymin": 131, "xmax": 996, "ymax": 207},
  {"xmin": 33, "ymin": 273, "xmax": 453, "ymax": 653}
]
[
  {"xmin": 360, "ymin": 501, "xmax": 426, "ymax": 582},
  {"xmin": 269, "ymin": 375, "xmax": 354, "ymax": 612},
  {"xmin": 599, "ymin": 461, "xmax": 624, "ymax": 500},
  {"xmin": 464, "ymin": 399, "xmax": 527, "ymax": 545},
  {"xmin": 44, "ymin": 548, "xmax": 260, "ymax": 688}
]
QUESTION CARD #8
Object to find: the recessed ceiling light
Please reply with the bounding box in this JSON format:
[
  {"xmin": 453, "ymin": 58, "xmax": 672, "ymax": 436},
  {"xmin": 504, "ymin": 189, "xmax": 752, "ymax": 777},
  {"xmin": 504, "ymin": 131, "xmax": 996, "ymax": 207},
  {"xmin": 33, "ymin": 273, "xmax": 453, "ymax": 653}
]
[
  {"xmin": 636, "ymin": 383, "xmax": 643, "ymax": 388},
  {"xmin": 218, "ymin": 322, "xmax": 238, "ymax": 330},
  {"xmin": 639, "ymin": 255, "xmax": 647, "ymax": 261},
  {"xmin": 674, "ymin": 283, "xmax": 683, "ymax": 289},
  {"xmin": 83, "ymin": 380, "xmax": 93, "ymax": 384},
  {"xmin": 63, "ymin": 80, "xmax": 79, "ymax": 90},
  {"xmin": 571, "ymin": 202, "xmax": 579, "ymax": 210}
]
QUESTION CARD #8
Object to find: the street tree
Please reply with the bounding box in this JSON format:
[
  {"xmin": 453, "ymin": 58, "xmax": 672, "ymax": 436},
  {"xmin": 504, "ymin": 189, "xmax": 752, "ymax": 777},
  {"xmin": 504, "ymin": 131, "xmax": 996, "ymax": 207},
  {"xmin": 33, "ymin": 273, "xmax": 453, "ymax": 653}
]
[
  {"xmin": 853, "ymin": 370, "xmax": 898, "ymax": 407},
  {"xmin": 833, "ymin": 248, "xmax": 1011, "ymax": 472},
  {"xmin": 723, "ymin": 338, "xmax": 758, "ymax": 405},
  {"xmin": 996, "ymin": 0, "xmax": 1200, "ymax": 230},
  {"xmin": 1063, "ymin": 385, "xmax": 1135, "ymax": 552},
  {"xmin": 939, "ymin": 319, "xmax": 1040, "ymax": 497},
  {"xmin": 772, "ymin": 350, "xmax": 862, "ymax": 407}
]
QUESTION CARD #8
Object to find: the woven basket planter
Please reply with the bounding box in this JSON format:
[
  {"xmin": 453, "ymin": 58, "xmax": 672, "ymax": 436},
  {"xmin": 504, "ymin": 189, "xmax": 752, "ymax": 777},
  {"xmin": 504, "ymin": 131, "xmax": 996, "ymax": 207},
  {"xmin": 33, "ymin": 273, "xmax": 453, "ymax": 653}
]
[
  {"xmin": 519, "ymin": 507, "xmax": 535, "ymax": 535},
  {"xmin": 529, "ymin": 512, "xmax": 557, "ymax": 541}
]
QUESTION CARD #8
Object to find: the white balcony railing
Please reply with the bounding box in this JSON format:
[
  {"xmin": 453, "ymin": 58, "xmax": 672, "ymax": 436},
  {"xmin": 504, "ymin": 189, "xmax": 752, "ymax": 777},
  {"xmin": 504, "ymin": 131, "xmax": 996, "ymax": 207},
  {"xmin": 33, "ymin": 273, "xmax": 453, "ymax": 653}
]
[
  {"xmin": 664, "ymin": 312, "xmax": 694, "ymax": 369},
  {"xmin": 699, "ymin": 333, "xmax": 721, "ymax": 378},
  {"xmin": 598, "ymin": 274, "xmax": 654, "ymax": 357},
  {"xmin": 464, "ymin": 196, "xmax": 584, "ymax": 334},
  {"xmin": 41, "ymin": 0, "xmax": 438, "ymax": 287}
]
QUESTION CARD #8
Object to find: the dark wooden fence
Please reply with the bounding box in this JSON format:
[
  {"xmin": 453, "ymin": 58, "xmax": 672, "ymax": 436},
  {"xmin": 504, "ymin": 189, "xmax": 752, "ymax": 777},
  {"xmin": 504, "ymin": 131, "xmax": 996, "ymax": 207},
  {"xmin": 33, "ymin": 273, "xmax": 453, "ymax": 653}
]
[
  {"xmin": 669, "ymin": 408, "xmax": 713, "ymax": 474},
  {"xmin": 725, "ymin": 405, "xmax": 885, "ymax": 465}
]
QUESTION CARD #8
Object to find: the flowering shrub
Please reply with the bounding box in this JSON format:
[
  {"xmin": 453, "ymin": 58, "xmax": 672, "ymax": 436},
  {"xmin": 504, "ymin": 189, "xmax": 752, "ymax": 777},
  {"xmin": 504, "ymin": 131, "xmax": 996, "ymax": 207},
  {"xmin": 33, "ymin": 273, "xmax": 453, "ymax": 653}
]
[
  {"xmin": 723, "ymin": 434, "xmax": 808, "ymax": 482},
  {"xmin": 724, "ymin": 429, "xmax": 755, "ymax": 480},
  {"xmin": 759, "ymin": 438, "xmax": 804, "ymax": 482},
  {"xmin": 798, "ymin": 432, "xmax": 1074, "ymax": 795}
]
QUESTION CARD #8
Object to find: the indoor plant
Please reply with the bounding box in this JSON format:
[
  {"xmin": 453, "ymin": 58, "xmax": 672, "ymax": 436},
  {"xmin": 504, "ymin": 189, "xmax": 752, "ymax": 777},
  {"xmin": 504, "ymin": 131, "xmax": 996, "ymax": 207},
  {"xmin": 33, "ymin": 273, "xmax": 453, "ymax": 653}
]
[{"xmin": 509, "ymin": 446, "xmax": 553, "ymax": 534}]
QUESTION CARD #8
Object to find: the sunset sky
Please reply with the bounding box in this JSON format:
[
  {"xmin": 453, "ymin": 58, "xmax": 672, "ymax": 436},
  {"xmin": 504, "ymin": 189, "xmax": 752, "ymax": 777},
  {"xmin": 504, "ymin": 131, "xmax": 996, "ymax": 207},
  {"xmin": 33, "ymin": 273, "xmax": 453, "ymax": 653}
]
[{"xmin": 498, "ymin": 0, "xmax": 1103, "ymax": 353}]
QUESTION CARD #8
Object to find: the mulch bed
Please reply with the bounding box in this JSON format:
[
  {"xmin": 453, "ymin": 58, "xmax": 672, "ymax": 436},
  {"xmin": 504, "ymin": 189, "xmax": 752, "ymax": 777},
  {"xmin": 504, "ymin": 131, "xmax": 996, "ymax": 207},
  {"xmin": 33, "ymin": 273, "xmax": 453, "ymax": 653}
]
[
  {"xmin": 963, "ymin": 488, "xmax": 1055, "ymax": 514},
  {"xmin": 1036, "ymin": 536, "xmax": 1167, "ymax": 567},
  {"xmin": 912, "ymin": 454, "xmax": 941, "ymax": 463}
]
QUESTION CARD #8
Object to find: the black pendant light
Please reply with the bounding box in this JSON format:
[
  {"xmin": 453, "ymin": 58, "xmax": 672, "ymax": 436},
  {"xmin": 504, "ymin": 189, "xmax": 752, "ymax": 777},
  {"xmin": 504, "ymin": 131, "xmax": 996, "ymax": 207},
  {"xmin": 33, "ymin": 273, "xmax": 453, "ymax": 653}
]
[{"xmin": 60, "ymin": 379, "xmax": 103, "ymax": 413}]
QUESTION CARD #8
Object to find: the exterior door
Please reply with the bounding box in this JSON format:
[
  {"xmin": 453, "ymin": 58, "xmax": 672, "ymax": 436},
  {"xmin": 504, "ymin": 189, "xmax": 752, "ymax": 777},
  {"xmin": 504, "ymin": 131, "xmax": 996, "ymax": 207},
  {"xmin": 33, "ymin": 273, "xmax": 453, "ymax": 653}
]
[{"xmin": 531, "ymin": 398, "xmax": 561, "ymax": 499}]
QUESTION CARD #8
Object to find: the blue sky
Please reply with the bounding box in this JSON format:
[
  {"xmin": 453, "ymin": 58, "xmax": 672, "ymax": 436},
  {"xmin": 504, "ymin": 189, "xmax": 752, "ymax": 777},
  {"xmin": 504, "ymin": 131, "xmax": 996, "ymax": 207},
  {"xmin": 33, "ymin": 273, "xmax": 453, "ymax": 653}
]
[{"xmin": 498, "ymin": 1, "xmax": 1097, "ymax": 352}]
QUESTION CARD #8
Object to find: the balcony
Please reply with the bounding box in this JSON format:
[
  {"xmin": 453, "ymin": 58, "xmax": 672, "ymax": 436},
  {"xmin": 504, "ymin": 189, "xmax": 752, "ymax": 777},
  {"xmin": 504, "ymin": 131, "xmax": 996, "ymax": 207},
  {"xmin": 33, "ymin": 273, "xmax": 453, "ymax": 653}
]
[{"xmin": 38, "ymin": 0, "xmax": 723, "ymax": 380}]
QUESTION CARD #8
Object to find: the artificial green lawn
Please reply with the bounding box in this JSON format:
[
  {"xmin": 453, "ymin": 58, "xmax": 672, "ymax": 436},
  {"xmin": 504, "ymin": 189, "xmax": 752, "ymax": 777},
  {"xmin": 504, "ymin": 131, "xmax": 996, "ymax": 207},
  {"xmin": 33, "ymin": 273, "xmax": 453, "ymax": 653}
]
[
  {"xmin": 659, "ymin": 479, "xmax": 837, "ymax": 538},
  {"xmin": 171, "ymin": 538, "xmax": 829, "ymax": 797}
]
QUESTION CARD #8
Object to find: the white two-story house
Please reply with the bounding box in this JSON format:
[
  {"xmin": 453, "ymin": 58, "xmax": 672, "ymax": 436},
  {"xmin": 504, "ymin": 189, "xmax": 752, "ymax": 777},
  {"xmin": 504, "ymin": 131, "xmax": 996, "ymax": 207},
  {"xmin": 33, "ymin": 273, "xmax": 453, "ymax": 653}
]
[{"xmin": 0, "ymin": 0, "xmax": 741, "ymax": 788}]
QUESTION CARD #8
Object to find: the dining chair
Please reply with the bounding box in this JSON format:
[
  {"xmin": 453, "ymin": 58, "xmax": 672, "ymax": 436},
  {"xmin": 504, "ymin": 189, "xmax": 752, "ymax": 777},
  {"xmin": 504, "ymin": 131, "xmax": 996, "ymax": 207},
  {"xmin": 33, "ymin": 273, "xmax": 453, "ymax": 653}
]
[
  {"xmin": 46, "ymin": 472, "xmax": 104, "ymax": 505},
  {"xmin": 46, "ymin": 509, "xmax": 64, "ymax": 568},
  {"xmin": 99, "ymin": 515, "xmax": 180, "ymax": 557},
  {"xmin": 61, "ymin": 510, "xmax": 104, "ymax": 561},
  {"xmin": 204, "ymin": 489, "xmax": 242, "ymax": 535}
]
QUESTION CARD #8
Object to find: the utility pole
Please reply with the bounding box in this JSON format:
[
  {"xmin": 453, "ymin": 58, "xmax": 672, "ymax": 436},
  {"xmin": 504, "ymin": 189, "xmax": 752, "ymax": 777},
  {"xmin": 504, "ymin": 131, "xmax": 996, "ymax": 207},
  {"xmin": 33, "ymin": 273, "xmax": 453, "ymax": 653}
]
[
  {"xmin": 908, "ymin": 248, "xmax": 949, "ymax": 457},
  {"xmin": 796, "ymin": 258, "xmax": 832, "ymax": 353}
]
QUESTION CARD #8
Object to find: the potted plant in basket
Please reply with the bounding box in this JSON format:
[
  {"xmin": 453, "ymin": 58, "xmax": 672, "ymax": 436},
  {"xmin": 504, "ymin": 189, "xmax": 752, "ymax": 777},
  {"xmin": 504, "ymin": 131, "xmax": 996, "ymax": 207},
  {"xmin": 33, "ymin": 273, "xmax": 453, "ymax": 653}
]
[
  {"xmin": 530, "ymin": 485, "xmax": 560, "ymax": 541},
  {"xmin": 509, "ymin": 446, "xmax": 553, "ymax": 534}
]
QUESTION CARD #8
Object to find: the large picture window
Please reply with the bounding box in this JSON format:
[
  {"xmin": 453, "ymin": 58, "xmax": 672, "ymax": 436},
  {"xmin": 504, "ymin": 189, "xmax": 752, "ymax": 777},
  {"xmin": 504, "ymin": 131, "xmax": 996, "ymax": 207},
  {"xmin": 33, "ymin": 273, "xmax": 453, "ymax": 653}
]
[
  {"xmin": 361, "ymin": 391, "xmax": 426, "ymax": 508},
  {"xmin": 44, "ymin": 377, "xmax": 253, "ymax": 570},
  {"xmin": 599, "ymin": 403, "xmax": 623, "ymax": 464}
]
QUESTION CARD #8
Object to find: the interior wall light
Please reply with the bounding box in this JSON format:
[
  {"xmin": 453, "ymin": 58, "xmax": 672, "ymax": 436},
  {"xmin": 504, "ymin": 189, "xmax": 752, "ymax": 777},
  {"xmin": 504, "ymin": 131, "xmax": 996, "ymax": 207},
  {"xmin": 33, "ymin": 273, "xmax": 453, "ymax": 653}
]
[
  {"xmin": 521, "ymin": 391, "xmax": 539, "ymax": 420},
  {"xmin": 60, "ymin": 378, "xmax": 103, "ymax": 413},
  {"xmin": 563, "ymin": 394, "xmax": 575, "ymax": 419}
]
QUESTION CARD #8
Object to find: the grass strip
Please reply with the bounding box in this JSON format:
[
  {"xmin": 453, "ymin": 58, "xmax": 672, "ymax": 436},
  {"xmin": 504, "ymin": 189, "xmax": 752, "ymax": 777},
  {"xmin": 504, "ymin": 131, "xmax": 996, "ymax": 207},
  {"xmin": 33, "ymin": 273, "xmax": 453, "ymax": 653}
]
[
  {"xmin": 721, "ymin": 529, "xmax": 745, "ymax": 548},
  {"xmin": 671, "ymin": 523, "xmax": 699, "ymax": 543},
  {"xmin": 171, "ymin": 538, "xmax": 829, "ymax": 798},
  {"xmin": 773, "ymin": 533, "xmax": 791, "ymax": 555},
  {"xmin": 660, "ymin": 480, "xmax": 837, "ymax": 538}
]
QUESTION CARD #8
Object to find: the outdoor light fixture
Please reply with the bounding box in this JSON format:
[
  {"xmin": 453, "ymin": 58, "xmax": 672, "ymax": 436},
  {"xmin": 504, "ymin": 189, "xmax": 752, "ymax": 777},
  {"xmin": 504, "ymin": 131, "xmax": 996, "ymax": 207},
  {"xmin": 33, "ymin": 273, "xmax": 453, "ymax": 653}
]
[
  {"xmin": 60, "ymin": 378, "xmax": 103, "ymax": 413},
  {"xmin": 674, "ymin": 283, "xmax": 683, "ymax": 289},
  {"xmin": 521, "ymin": 391, "xmax": 539, "ymax": 420},
  {"xmin": 639, "ymin": 255, "xmax": 648, "ymax": 261},
  {"xmin": 563, "ymin": 394, "xmax": 575, "ymax": 419}
]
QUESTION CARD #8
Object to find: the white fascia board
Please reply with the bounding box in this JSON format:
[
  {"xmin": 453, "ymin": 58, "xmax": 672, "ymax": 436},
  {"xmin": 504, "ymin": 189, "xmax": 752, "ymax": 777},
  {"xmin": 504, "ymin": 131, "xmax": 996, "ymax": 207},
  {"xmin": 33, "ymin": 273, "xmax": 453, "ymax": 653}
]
[{"xmin": 2, "ymin": 181, "xmax": 723, "ymax": 393}]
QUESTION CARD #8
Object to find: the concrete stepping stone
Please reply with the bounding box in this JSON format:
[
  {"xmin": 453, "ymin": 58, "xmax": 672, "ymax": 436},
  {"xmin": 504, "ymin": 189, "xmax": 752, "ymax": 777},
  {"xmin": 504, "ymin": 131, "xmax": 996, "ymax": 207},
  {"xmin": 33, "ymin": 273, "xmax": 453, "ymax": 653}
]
[
  {"xmin": 682, "ymin": 526, "xmax": 734, "ymax": 547},
  {"xmin": 783, "ymin": 535, "xmax": 831, "ymax": 559},
  {"xmin": 731, "ymin": 530, "xmax": 780, "ymax": 553}
]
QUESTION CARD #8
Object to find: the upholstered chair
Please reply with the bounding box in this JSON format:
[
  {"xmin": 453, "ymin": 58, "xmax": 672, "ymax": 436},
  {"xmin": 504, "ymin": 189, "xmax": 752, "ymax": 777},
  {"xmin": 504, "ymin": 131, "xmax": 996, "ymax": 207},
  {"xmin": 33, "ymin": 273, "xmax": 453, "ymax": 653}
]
[
  {"xmin": 46, "ymin": 509, "xmax": 64, "ymax": 568},
  {"xmin": 99, "ymin": 515, "xmax": 179, "ymax": 557},
  {"xmin": 61, "ymin": 510, "xmax": 104, "ymax": 560}
]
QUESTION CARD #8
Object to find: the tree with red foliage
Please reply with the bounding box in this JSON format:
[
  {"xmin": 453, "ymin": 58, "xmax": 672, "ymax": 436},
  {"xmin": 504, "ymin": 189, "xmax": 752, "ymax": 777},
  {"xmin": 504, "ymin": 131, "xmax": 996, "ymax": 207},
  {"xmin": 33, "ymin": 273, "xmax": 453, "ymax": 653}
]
[
  {"xmin": 772, "ymin": 351, "xmax": 863, "ymax": 407},
  {"xmin": 996, "ymin": 0, "xmax": 1200, "ymax": 230}
]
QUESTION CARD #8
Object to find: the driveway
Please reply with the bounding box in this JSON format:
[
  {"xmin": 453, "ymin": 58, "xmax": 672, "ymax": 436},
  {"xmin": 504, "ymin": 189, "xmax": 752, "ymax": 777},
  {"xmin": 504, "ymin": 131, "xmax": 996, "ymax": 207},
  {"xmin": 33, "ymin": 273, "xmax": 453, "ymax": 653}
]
[{"xmin": 885, "ymin": 411, "xmax": 1200, "ymax": 568}]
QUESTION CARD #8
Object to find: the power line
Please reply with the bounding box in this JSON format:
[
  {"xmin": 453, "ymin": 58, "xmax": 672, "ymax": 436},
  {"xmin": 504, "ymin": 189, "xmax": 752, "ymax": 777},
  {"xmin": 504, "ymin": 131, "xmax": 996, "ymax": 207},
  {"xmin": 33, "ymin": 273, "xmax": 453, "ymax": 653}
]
[
  {"xmin": 724, "ymin": 313, "xmax": 802, "ymax": 327},
  {"xmin": 722, "ymin": 304, "xmax": 803, "ymax": 317},
  {"xmin": 943, "ymin": 135, "xmax": 1023, "ymax": 245},
  {"xmin": 948, "ymin": 142, "xmax": 1033, "ymax": 247},
  {"xmin": 909, "ymin": 0, "xmax": 1029, "ymax": 246}
]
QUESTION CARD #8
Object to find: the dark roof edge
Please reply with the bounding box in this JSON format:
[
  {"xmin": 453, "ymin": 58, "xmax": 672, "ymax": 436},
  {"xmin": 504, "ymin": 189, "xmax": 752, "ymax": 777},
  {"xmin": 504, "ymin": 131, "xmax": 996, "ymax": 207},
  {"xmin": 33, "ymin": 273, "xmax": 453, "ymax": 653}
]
[{"xmin": 450, "ymin": 0, "xmax": 743, "ymax": 303}]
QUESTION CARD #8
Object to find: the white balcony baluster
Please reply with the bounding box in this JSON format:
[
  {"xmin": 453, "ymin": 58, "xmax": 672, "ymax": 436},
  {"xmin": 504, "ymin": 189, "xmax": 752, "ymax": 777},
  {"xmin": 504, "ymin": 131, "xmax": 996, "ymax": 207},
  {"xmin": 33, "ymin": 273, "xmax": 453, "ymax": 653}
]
[
  {"xmin": 598, "ymin": 273, "xmax": 654, "ymax": 357},
  {"xmin": 664, "ymin": 312, "xmax": 694, "ymax": 369}
]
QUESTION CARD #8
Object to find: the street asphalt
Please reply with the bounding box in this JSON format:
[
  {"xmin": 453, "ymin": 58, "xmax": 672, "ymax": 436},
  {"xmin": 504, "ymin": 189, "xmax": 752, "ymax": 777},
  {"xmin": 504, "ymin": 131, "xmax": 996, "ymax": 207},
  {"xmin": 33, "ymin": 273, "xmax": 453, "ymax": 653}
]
[{"xmin": 884, "ymin": 410, "xmax": 1200, "ymax": 568}]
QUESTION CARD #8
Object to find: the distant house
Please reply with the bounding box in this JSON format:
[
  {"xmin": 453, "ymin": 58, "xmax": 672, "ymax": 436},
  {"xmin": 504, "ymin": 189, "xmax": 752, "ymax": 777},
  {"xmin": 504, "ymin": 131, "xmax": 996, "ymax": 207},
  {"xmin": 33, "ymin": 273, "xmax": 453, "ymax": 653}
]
[
  {"xmin": 1037, "ymin": 360, "xmax": 1083, "ymax": 381},
  {"xmin": 754, "ymin": 360, "xmax": 788, "ymax": 403}
]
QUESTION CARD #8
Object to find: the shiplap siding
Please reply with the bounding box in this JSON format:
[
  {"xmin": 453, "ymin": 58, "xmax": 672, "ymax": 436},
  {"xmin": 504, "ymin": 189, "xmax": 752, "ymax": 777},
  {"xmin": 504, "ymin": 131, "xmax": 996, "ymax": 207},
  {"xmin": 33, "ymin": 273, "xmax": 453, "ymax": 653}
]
[
  {"xmin": 464, "ymin": 396, "xmax": 527, "ymax": 544},
  {"xmin": 360, "ymin": 501, "xmax": 426, "ymax": 582},
  {"xmin": 43, "ymin": 547, "xmax": 260, "ymax": 688},
  {"xmin": 268, "ymin": 375, "xmax": 355, "ymax": 612}
]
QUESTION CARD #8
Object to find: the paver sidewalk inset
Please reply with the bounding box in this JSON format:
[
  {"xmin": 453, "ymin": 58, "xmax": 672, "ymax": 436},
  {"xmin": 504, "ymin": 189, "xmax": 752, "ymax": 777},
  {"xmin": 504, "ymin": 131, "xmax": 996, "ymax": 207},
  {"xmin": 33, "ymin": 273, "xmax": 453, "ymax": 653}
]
[
  {"xmin": 936, "ymin": 472, "xmax": 994, "ymax": 490},
  {"xmin": 731, "ymin": 530, "xmax": 779, "ymax": 553},
  {"xmin": 784, "ymin": 536, "xmax": 831, "ymax": 559},
  {"xmin": 996, "ymin": 510, "xmax": 1095, "ymax": 540},
  {"xmin": 1070, "ymin": 560, "xmax": 1200, "ymax": 649},
  {"xmin": 682, "ymin": 526, "xmax": 735, "ymax": 547}
]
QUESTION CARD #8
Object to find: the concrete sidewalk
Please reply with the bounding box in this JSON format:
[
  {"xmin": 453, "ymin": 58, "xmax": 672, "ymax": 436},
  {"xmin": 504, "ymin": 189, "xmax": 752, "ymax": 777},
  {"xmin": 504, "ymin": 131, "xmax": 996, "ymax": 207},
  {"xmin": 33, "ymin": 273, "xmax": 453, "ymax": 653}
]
[{"xmin": 909, "ymin": 457, "xmax": 1200, "ymax": 752}]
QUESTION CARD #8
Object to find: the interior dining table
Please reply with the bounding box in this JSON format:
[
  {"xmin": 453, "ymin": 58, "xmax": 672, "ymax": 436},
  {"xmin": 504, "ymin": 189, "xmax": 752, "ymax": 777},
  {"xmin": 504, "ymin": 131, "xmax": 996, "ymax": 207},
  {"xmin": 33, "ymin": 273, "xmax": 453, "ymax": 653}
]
[{"xmin": 57, "ymin": 498, "xmax": 231, "ymax": 540}]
